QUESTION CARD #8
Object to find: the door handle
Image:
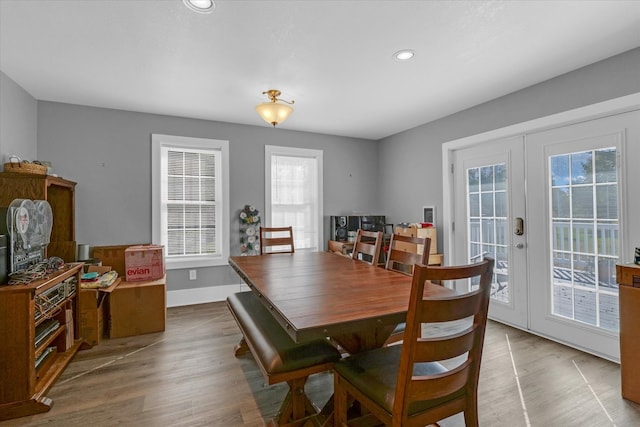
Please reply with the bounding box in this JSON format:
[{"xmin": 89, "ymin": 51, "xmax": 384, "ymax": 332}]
[{"xmin": 514, "ymin": 217, "xmax": 524, "ymax": 236}]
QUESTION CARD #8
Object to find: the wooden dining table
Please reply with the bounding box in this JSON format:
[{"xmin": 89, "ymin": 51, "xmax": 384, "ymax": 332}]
[{"xmin": 229, "ymin": 251, "xmax": 455, "ymax": 354}]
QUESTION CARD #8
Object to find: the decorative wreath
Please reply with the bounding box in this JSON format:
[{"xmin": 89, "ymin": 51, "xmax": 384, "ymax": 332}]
[{"xmin": 239, "ymin": 205, "xmax": 260, "ymax": 255}]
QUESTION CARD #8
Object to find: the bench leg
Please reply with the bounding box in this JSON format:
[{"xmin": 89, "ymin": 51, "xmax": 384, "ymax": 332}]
[
  {"xmin": 233, "ymin": 337, "xmax": 250, "ymax": 357},
  {"xmin": 272, "ymin": 376, "xmax": 320, "ymax": 426}
]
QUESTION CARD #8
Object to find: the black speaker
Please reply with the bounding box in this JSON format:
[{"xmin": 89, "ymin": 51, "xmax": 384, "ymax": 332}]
[{"xmin": 332, "ymin": 216, "xmax": 348, "ymax": 241}]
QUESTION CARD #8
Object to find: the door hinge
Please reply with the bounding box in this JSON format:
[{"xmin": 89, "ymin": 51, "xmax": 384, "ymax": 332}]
[
  {"xmin": 452, "ymin": 221, "xmax": 455, "ymax": 232},
  {"xmin": 451, "ymin": 163, "xmax": 454, "ymax": 174}
]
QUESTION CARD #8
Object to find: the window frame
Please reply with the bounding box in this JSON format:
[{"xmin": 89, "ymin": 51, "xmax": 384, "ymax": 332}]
[
  {"xmin": 152, "ymin": 134, "xmax": 230, "ymax": 269},
  {"xmin": 264, "ymin": 145, "xmax": 323, "ymax": 252}
]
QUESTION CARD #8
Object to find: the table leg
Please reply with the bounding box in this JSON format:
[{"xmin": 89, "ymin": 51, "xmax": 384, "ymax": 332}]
[{"xmin": 330, "ymin": 324, "xmax": 396, "ymax": 354}]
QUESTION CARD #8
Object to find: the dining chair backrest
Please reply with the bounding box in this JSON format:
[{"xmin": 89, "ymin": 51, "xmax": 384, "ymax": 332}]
[
  {"xmin": 385, "ymin": 234, "xmax": 431, "ymax": 275},
  {"xmin": 351, "ymin": 229, "xmax": 383, "ymax": 266},
  {"xmin": 259, "ymin": 226, "xmax": 295, "ymax": 254},
  {"xmin": 393, "ymin": 257, "xmax": 495, "ymax": 426},
  {"xmin": 332, "ymin": 257, "xmax": 494, "ymax": 426}
]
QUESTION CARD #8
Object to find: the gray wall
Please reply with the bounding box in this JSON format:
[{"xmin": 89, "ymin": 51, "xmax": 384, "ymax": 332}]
[
  {"xmin": 35, "ymin": 102, "xmax": 379, "ymax": 290},
  {"xmin": 0, "ymin": 71, "xmax": 37, "ymax": 163},
  {"xmin": 378, "ymin": 47, "xmax": 640, "ymax": 253}
]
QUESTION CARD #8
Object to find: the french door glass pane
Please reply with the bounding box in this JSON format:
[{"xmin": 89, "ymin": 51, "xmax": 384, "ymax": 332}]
[
  {"xmin": 467, "ymin": 163, "xmax": 508, "ymax": 302},
  {"xmin": 549, "ymin": 148, "xmax": 619, "ymax": 331}
]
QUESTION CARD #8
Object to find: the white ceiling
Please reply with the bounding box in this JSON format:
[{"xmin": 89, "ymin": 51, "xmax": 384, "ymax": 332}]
[{"xmin": 1, "ymin": 1, "xmax": 639, "ymax": 140}]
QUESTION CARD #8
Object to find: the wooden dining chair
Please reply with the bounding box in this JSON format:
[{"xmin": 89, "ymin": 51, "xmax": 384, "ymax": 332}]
[
  {"xmin": 259, "ymin": 226, "xmax": 295, "ymax": 254},
  {"xmin": 385, "ymin": 233, "xmax": 431, "ymax": 275},
  {"xmin": 384, "ymin": 235, "xmax": 432, "ymax": 345},
  {"xmin": 334, "ymin": 257, "xmax": 495, "ymax": 427},
  {"xmin": 351, "ymin": 229, "xmax": 383, "ymax": 265}
]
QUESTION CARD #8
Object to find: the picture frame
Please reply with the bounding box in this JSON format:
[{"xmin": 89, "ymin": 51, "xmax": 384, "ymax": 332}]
[{"xmin": 423, "ymin": 206, "xmax": 436, "ymax": 225}]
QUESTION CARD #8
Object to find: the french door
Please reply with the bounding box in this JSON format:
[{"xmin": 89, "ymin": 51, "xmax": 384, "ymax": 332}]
[
  {"xmin": 453, "ymin": 136, "xmax": 528, "ymax": 329},
  {"xmin": 451, "ymin": 109, "xmax": 639, "ymax": 361},
  {"xmin": 526, "ymin": 112, "xmax": 637, "ymax": 361}
]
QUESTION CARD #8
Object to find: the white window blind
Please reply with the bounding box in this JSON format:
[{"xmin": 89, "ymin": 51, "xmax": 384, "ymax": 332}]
[
  {"xmin": 166, "ymin": 148, "xmax": 219, "ymax": 256},
  {"xmin": 265, "ymin": 146, "xmax": 323, "ymax": 251},
  {"xmin": 152, "ymin": 134, "xmax": 229, "ymax": 268}
]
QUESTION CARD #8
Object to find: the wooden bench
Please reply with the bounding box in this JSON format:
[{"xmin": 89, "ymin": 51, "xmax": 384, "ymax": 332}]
[{"xmin": 227, "ymin": 291, "xmax": 341, "ymax": 426}]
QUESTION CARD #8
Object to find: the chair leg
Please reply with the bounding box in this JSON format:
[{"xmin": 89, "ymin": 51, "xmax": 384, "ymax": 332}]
[{"xmin": 463, "ymin": 398, "xmax": 479, "ymax": 427}]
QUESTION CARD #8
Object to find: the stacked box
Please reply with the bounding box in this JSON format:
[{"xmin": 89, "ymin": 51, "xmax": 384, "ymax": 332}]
[
  {"xmin": 92, "ymin": 245, "xmax": 135, "ymax": 277},
  {"xmin": 124, "ymin": 245, "xmax": 165, "ymax": 282},
  {"xmin": 108, "ymin": 276, "xmax": 166, "ymax": 339}
]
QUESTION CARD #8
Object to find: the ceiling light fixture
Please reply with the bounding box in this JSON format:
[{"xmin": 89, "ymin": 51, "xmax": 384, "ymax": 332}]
[
  {"xmin": 393, "ymin": 49, "xmax": 415, "ymax": 61},
  {"xmin": 255, "ymin": 90, "xmax": 295, "ymax": 127},
  {"xmin": 183, "ymin": 0, "xmax": 215, "ymax": 14}
]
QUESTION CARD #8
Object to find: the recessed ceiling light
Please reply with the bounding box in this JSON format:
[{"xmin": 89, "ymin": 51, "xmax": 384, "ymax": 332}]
[
  {"xmin": 393, "ymin": 49, "xmax": 415, "ymax": 61},
  {"xmin": 183, "ymin": 0, "xmax": 215, "ymax": 14}
]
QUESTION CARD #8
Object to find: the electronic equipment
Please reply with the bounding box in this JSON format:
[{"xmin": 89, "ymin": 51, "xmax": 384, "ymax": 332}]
[
  {"xmin": 35, "ymin": 347, "xmax": 56, "ymax": 370},
  {"xmin": 330, "ymin": 215, "xmax": 386, "ymax": 241},
  {"xmin": 35, "ymin": 319, "xmax": 61, "ymax": 349},
  {"xmin": 33, "ymin": 276, "xmax": 76, "ymax": 322},
  {"xmin": 2, "ymin": 199, "xmax": 53, "ymax": 273}
]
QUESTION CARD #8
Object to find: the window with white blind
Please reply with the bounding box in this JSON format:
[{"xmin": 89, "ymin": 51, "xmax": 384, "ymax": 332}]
[
  {"xmin": 265, "ymin": 146, "xmax": 323, "ymax": 251},
  {"xmin": 152, "ymin": 134, "xmax": 229, "ymax": 269}
]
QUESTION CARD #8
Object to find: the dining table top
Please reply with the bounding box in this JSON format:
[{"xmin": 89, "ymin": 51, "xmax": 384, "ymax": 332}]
[{"xmin": 228, "ymin": 251, "xmax": 456, "ymax": 351}]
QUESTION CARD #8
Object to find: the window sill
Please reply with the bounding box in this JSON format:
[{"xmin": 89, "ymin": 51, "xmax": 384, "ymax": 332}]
[{"xmin": 166, "ymin": 256, "xmax": 228, "ymax": 270}]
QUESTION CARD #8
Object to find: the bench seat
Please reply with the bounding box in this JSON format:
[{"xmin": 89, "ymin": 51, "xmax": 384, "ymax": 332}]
[{"xmin": 227, "ymin": 291, "xmax": 341, "ymax": 425}]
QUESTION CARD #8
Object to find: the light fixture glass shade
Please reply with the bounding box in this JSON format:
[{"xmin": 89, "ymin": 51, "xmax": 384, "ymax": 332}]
[
  {"xmin": 255, "ymin": 102, "xmax": 293, "ymax": 127},
  {"xmin": 183, "ymin": 0, "xmax": 215, "ymax": 13}
]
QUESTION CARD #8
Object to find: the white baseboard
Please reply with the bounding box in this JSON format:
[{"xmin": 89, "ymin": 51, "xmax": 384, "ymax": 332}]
[{"xmin": 167, "ymin": 284, "xmax": 250, "ymax": 307}]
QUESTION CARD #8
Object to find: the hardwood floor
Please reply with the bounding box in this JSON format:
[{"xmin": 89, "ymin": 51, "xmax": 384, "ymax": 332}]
[{"xmin": 2, "ymin": 301, "xmax": 639, "ymax": 426}]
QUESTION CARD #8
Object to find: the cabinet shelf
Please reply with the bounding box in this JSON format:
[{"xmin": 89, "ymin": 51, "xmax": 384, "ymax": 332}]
[
  {"xmin": 0, "ymin": 263, "xmax": 83, "ymax": 421},
  {"xmin": 34, "ymin": 293, "xmax": 76, "ymax": 328},
  {"xmin": 34, "ymin": 339, "xmax": 83, "ymax": 395},
  {"xmin": 35, "ymin": 324, "xmax": 66, "ymax": 357}
]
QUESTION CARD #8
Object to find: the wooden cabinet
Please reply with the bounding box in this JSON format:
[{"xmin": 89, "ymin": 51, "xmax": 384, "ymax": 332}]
[
  {"xmin": 328, "ymin": 240, "xmax": 354, "ymax": 257},
  {"xmin": 617, "ymin": 263, "xmax": 640, "ymax": 404},
  {"xmin": 0, "ymin": 263, "xmax": 84, "ymax": 421},
  {"xmin": 0, "ymin": 172, "xmax": 77, "ymax": 262},
  {"xmin": 394, "ymin": 226, "xmax": 443, "ymax": 265}
]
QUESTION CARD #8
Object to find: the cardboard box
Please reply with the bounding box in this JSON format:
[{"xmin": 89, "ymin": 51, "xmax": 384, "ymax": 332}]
[
  {"xmin": 78, "ymin": 290, "xmax": 105, "ymax": 346},
  {"xmin": 108, "ymin": 277, "xmax": 166, "ymax": 339},
  {"xmin": 92, "ymin": 245, "xmax": 141, "ymax": 277},
  {"xmin": 78, "ymin": 267, "xmax": 121, "ymax": 346},
  {"xmin": 124, "ymin": 245, "xmax": 165, "ymax": 282}
]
